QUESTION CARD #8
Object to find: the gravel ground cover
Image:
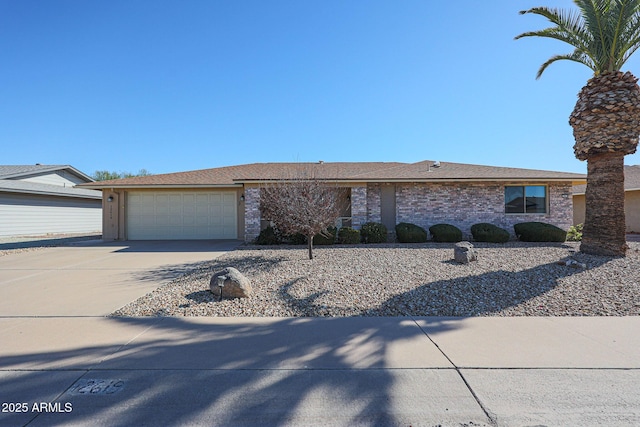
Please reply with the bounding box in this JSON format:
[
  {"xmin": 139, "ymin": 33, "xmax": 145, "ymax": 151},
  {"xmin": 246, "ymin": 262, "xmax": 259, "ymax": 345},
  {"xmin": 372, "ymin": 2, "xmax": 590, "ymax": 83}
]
[
  {"xmin": 112, "ymin": 241, "xmax": 640, "ymax": 317},
  {"xmin": 0, "ymin": 233, "xmax": 101, "ymax": 256}
]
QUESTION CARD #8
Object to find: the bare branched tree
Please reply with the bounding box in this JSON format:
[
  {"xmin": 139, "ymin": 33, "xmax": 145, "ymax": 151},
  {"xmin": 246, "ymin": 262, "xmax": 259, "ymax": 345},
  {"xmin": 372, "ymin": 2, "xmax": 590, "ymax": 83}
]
[{"xmin": 260, "ymin": 175, "xmax": 343, "ymax": 260}]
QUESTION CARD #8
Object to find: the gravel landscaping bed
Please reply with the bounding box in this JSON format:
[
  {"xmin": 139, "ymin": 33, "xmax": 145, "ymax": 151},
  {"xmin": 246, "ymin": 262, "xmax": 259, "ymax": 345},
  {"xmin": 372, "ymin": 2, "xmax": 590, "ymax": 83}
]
[
  {"xmin": 0, "ymin": 233, "xmax": 101, "ymax": 256},
  {"xmin": 112, "ymin": 242, "xmax": 640, "ymax": 317}
]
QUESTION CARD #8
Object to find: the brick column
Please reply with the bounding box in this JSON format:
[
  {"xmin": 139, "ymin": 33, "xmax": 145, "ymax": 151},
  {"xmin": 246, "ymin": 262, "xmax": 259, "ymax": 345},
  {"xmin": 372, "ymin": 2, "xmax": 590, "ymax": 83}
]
[
  {"xmin": 350, "ymin": 186, "xmax": 367, "ymax": 229},
  {"xmin": 366, "ymin": 183, "xmax": 381, "ymax": 224},
  {"xmin": 244, "ymin": 187, "xmax": 261, "ymax": 242},
  {"xmin": 549, "ymin": 183, "xmax": 574, "ymax": 231}
]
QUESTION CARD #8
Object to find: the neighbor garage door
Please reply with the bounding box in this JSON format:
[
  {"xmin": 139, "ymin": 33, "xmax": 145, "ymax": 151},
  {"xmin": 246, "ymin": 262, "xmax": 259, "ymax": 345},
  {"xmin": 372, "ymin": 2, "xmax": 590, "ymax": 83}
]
[{"xmin": 127, "ymin": 191, "xmax": 237, "ymax": 239}]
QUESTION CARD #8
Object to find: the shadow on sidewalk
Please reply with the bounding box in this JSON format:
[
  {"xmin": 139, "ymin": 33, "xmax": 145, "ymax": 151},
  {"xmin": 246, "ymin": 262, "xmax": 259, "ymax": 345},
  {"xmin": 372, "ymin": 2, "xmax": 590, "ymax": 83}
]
[{"xmin": 0, "ymin": 317, "xmax": 468, "ymax": 426}]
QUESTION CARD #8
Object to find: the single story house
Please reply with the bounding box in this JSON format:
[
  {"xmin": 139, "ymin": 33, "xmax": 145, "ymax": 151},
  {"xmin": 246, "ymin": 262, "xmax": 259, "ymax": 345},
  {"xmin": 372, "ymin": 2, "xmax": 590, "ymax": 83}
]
[
  {"xmin": 80, "ymin": 160, "xmax": 586, "ymax": 242},
  {"xmin": 0, "ymin": 165, "xmax": 102, "ymax": 237},
  {"xmin": 573, "ymin": 164, "xmax": 640, "ymax": 233}
]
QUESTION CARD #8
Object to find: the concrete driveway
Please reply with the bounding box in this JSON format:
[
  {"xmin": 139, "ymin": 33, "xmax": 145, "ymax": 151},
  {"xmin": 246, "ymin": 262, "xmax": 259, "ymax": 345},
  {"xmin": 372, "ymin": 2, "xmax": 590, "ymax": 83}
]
[{"xmin": 0, "ymin": 240, "xmax": 242, "ymax": 316}]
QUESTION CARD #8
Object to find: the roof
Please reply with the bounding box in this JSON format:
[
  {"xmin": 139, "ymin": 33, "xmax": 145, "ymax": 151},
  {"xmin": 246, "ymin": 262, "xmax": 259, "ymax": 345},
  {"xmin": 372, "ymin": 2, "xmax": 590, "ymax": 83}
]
[
  {"xmin": 0, "ymin": 179, "xmax": 102, "ymax": 199},
  {"xmin": 80, "ymin": 161, "xmax": 586, "ymax": 189},
  {"xmin": 0, "ymin": 165, "xmax": 95, "ymax": 182},
  {"xmin": 573, "ymin": 165, "xmax": 640, "ymax": 194}
]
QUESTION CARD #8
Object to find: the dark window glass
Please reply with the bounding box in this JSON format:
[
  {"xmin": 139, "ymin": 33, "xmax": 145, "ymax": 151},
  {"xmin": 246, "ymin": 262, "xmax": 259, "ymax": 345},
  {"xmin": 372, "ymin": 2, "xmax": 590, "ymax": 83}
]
[
  {"xmin": 505, "ymin": 186, "xmax": 524, "ymax": 213},
  {"xmin": 525, "ymin": 186, "xmax": 546, "ymax": 213},
  {"xmin": 505, "ymin": 186, "xmax": 546, "ymax": 214}
]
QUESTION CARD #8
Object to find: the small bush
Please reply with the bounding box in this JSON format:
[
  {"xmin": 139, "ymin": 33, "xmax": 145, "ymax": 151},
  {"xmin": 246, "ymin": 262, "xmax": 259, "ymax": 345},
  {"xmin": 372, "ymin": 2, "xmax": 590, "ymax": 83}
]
[
  {"xmin": 360, "ymin": 222, "xmax": 388, "ymax": 243},
  {"xmin": 429, "ymin": 223, "xmax": 463, "ymax": 243},
  {"xmin": 337, "ymin": 227, "xmax": 360, "ymax": 244},
  {"xmin": 395, "ymin": 222, "xmax": 428, "ymax": 243},
  {"xmin": 514, "ymin": 222, "xmax": 567, "ymax": 242},
  {"xmin": 283, "ymin": 232, "xmax": 306, "ymax": 245},
  {"xmin": 313, "ymin": 226, "xmax": 337, "ymax": 245},
  {"xmin": 566, "ymin": 223, "xmax": 583, "ymax": 241},
  {"xmin": 255, "ymin": 226, "xmax": 281, "ymax": 245},
  {"xmin": 471, "ymin": 223, "xmax": 510, "ymax": 243}
]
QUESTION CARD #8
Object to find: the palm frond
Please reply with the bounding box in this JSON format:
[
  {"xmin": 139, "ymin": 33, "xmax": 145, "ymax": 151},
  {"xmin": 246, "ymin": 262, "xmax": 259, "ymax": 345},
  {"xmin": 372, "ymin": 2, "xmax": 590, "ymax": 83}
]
[
  {"xmin": 614, "ymin": 1, "xmax": 640, "ymax": 67},
  {"xmin": 535, "ymin": 50, "xmax": 596, "ymax": 79},
  {"xmin": 518, "ymin": 0, "xmax": 640, "ymax": 76},
  {"xmin": 575, "ymin": 0, "xmax": 612, "ymax": 70}
]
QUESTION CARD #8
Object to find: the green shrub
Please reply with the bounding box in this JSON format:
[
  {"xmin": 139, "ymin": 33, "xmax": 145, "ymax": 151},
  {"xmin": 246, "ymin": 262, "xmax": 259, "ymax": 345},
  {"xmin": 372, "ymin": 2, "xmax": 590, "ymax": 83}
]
[
  {"xmin": 514, "ymin": 222, "xmax": 567, "ymax": 242},
  {"xmin": 470, "ymin": 223, "xmax": 510, "ymax": 243},
  {"xmin": 395, "ymin": 222, "xmax": 428, "ymax": 243},
  {"xmin": 284, "ymin": 232, "xmax": 307, "ymax": 245},
  {"xmin": 360, "ymin": 222, "xmax": 388, "ymax": 243},
  {"xmin": 255, "ymin": 226, "xmax": 281, "ymax": 245},
  {"xmin": 566, "ymin": 223, "xmax": 583, "ymax": 241},
  {"xmin": 313, "ymin": 226, "xmax": 337, "ymax": 245},
  {"xmin": 429, "ymin": 223, "xmax": 463, "ymax": 243},
  {"xmin": 337, "ymin": 227, "xmax": 360, "ymax": 244}
]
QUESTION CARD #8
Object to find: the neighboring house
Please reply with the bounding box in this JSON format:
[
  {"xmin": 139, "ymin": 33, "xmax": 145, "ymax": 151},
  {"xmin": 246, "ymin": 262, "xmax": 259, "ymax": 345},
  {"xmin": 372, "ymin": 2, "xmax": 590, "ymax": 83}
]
[
  {"xmin": 0, "ymin": 165, "xmax": 102, "ymax": 237},
  {"xmin": 79, "ymin": 160, "xmax": 586, "ymax": 242},
  {"xmin": 573, "ymin": 164, "xmax": 640, "ymax": 233}
]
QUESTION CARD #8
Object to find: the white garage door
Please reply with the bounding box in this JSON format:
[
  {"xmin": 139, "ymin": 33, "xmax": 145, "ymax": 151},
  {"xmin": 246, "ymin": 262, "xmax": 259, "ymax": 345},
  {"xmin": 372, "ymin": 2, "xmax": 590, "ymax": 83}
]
[{"xmin": 127, "ymin": 191, "xmax": 237, "ymax": 240}]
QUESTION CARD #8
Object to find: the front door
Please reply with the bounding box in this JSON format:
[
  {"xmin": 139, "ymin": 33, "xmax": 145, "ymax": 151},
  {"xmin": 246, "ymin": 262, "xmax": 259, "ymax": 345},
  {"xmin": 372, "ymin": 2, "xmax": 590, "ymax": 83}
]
[{"xmin": 380, "ymin": 185, "xmax": 396, "ymax": 232}]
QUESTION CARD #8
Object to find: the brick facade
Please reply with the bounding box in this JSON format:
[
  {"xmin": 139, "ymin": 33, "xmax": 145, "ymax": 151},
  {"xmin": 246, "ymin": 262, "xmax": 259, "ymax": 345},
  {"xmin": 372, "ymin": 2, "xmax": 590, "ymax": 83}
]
[
  {"xmin": 365, "ymin": 183, "xmax": 382, "ymax": 224},
  {"xmin": 244, "ymin": 187, "xmax": 261, "ymax": 241},
  {"xmin": 350, "ymin": 185, "xmax": 368, "ymax": 229},
  {"xmin": 390, "ymin": 182, "xmax": 573, "ymax": 238},
  {"xmin": 242, "ymin": 181, "xmax": 574, "ymax": 241}
]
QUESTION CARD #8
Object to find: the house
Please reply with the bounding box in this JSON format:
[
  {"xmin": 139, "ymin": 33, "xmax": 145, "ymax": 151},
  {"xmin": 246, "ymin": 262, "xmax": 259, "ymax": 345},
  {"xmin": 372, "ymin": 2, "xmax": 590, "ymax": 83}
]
[
  {"xmin": 573, "ymin": 164, "xmax": 640, "ymax": 233},
  {"xmin": 0, "ymin": 165, "xmax": 102, "ymax": 237},
  {"xmin": 79, "ymin": 160, "xmax": 586, "ymax": 242}
]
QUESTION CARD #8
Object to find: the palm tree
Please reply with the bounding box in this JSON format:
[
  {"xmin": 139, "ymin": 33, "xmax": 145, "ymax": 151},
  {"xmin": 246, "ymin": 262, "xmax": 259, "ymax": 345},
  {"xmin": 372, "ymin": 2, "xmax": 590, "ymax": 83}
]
[{"xmin": 516, "ymin": 0, "xmax": 640, "ymax": 256}]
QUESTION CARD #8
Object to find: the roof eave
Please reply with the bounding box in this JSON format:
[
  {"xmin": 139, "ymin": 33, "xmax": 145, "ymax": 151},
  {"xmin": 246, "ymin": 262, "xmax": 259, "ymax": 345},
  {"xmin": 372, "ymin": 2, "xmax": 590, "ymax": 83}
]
[
  {"xmin": 236, "ymin": 177, "xmax": 586, "ymax": 184},
  {"xmin": 0, "ymin": 187, "xmax": 102, "ymax": 200},
  {"xmin": 80, "ymin": 183, "xmax": 243, "ymax": 190},
  {"xmin": 2, "ymin": 165, "xmax": 95, "ymax": 182}
]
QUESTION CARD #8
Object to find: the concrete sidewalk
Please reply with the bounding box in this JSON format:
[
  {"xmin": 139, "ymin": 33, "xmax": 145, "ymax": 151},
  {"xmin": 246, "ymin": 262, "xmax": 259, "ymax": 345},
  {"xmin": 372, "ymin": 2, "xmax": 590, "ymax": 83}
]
[
  {"xmin": 1, "ymin": 316, "xmax": 638, "ymax": 426},
  {"xmin": 1, "ymin": 242, "xmax": 639, "ymax": 426}
]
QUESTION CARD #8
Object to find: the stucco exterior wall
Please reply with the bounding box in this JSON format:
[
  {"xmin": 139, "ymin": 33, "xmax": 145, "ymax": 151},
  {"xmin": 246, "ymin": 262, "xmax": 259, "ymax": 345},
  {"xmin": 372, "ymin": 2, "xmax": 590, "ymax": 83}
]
[
  {"xmin": 625, "ymin": 190, "xmax": 640, "ymax": 233},
  {"xmin": 573, "ymin": 194, "xmax": 586, "ymax": 226},
  {"xmin": 573, "ymin": 190, "xmax": 639, "ymax": 233},
  {"xmin": 392, "ymin": 182, "xmax": 573, "ymax": 238}
]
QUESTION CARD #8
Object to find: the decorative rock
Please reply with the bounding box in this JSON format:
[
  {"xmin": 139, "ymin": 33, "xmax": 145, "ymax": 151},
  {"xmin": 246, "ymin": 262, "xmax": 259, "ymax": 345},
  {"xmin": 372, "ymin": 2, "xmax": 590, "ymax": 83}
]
[
  {"xmin": 558, "ymin": 259, "xmax": 587, "ymax": 269},
  {"xmin": 210, "ymin": 267, "xmax": 253, "ymax": 299},
  {"xmin": 454, "ymin": 241, "xmax": 477, "ymax": 264}
]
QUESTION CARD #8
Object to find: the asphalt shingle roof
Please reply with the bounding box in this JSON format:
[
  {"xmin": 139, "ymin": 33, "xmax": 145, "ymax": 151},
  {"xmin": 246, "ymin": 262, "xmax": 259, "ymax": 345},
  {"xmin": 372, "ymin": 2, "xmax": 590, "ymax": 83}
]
[
  {"xmin": 0, "ymin": 165, "xmax": 94, "ymax": 182},
  {"xmin": 0, "ymin": 180, "xmax": 102, "ymax": 199},
  {"xmin": 80, "ymin": 161, "xmax": 586, "ymax": 189}
]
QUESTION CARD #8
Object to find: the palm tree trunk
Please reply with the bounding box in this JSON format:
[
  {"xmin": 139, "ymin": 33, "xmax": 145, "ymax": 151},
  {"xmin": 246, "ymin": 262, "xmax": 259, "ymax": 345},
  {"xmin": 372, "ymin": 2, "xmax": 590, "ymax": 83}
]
[{"xmin": 580, "ymin": 153, "xmax": 627, "ymax": 256}]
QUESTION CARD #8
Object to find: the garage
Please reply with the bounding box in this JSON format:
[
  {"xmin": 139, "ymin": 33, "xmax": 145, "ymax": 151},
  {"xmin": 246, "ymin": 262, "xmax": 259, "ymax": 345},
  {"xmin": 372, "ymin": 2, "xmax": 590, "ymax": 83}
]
[{"xmin": 126, "ymin": 191, "xmax": 237, "ymax": 240}]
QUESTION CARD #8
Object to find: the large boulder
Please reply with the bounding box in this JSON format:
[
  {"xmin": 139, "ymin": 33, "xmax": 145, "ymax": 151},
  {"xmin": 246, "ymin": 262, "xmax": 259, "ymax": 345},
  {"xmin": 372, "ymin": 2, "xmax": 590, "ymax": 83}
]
[
  {"xmin": 454, "ymin": 241, "xmax": 477, "ymax": 264},
  {"xmin": 210, "ymin": 267, "xmax": 252, "ymax": 299}
]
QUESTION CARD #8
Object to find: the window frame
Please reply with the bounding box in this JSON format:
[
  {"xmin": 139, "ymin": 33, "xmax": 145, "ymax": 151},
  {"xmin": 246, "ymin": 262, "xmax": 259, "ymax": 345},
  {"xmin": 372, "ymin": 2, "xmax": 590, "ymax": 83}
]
[{"xmin": 504, "ymin": 185, "xmax": 548, "ymax": 215}]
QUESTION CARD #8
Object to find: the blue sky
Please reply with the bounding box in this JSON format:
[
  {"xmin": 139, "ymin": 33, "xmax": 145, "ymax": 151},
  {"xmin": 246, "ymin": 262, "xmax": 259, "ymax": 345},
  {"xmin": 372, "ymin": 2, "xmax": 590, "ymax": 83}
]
[{"xmin": 2, "ymin": 0, "xmax": 640, "ymax": 177}]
